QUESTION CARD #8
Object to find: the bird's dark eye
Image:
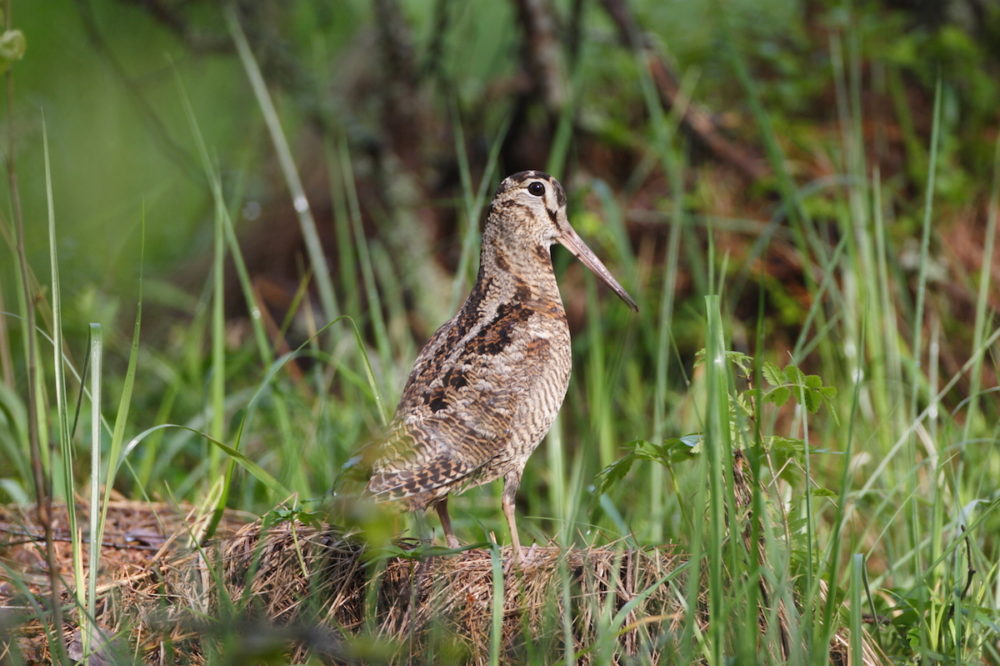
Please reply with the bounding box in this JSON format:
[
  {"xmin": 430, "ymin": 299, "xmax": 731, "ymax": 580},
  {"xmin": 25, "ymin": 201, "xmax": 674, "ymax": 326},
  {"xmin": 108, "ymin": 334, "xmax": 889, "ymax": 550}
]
[{"xmin": 528, "ymin": 181, "xmax": 546, "ymax": 197}]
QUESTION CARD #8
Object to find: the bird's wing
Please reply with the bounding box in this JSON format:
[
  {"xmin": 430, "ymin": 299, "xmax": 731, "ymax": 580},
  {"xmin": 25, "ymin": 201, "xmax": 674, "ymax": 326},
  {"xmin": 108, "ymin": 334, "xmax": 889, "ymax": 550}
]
[
  {"xmin": 366, "ymin": 418, "xmax": 495, "ymax": 500},
  {"xmin": 367, "ymin": 317, "xmax": 561, "ymax": 501}
]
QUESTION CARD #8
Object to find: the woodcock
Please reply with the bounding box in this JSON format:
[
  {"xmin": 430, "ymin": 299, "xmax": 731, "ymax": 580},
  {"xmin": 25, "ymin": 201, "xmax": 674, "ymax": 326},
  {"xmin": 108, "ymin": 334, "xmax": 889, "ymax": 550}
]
[{"xmin": 367, "ymin": 171, "xmax": 637, "ymax": 559}]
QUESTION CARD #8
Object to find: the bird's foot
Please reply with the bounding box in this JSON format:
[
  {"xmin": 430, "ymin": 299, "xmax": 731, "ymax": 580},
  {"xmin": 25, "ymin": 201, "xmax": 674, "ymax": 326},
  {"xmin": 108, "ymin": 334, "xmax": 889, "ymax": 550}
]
[{"xmin": 504, "ymin": 542, "xmax": 541, "ymax": 575}]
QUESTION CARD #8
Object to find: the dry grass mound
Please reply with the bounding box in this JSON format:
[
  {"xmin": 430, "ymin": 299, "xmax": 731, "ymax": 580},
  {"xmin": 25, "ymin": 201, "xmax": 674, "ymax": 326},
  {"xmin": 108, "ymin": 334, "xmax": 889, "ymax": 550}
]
[
  {"xmin": 107, "ymin": 518, "xmax": 690, "ymax": 663},
  {"xmin": 0, "ymin": 500, "xmax": 248, "ymax": 662},
  {"xmin": 1, "ymin": 502, "xmax": 885, "ymax": 664}
]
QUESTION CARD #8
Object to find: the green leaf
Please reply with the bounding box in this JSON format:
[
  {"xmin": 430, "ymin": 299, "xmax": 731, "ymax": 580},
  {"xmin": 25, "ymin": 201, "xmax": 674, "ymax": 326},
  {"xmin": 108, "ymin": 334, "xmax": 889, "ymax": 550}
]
[
  {"xmin": 784, "ymin": 364, "xmax": 805, "ymax": 384},
  {"xmin": 765, "ymin": 386, "xmax": 791, "ymax": 406},
  {"xmin": 769, "ymin": 436, "xmax": 805, "ymax": 459},
  {"xmin": 804, "ymin": 388, "xmax": 822, "ymax": 413},
  {"xmin": 596, "ymin": 452, "xmax": 639, "ymax": 492},
  {"xmin": 725, "ymin": 351, "xmax": 753, "ymax": 377},
  {"xmin": 693, "ymin": 348, "xmax": 706, "ymax": 367},
  {"xmin": 762, "ymin": 361, "xmax": 784, "ymax": 387},
  {"xmin": 666, "ymin": 434, "xmax": 703, "ymax": 460}
]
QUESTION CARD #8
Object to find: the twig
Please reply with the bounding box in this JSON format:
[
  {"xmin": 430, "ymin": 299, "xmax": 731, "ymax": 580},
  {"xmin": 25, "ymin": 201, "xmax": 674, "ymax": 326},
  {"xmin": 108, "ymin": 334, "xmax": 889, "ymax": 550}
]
[
  {"xmin": 420, "ymin": 0, "xmax": 453, "ymax": 82},
  {"xmin": 121, "ymin": 0, "xmax": 230, "ymax": 53},
  {"xmin": 0, "ymin": 525, "xmax": 163, "ymax": 552},
  {"xmin": 511, "ymin": 0, "xmax": 566, "ymax": 111},
  {"xmin": 598, "ymin": 0, "xmax": 768, "ymax": 180}
]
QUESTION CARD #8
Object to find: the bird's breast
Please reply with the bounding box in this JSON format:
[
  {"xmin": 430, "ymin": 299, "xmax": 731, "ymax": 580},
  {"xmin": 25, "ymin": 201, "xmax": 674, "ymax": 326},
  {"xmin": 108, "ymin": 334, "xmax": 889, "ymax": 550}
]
[{"xmin": 396, "ymin": 283, "xmax": 570, "ymax": 418}]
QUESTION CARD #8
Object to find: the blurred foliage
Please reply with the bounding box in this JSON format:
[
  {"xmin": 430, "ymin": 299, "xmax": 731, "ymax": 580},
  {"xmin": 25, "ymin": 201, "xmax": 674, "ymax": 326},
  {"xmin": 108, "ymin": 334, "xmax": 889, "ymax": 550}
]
[{"xmin": 1, "ymin": 1, "xmax": 999, "ymax": 660}]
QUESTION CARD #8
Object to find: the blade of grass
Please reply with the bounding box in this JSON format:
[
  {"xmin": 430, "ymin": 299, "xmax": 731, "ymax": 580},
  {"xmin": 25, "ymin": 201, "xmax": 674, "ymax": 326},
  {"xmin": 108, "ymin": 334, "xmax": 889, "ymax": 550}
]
[
  {"xmin": 120, "ymin": 423, "xmax": 291, "ymax": 497},
  {"xmin": 44, "ymin": 115, "xmax": 88, "ymax": 630},
  {"xmin": 704, "ymin": 294, "xmax": 728, "ymax": 664},
  {"xmin": 545, "ymin": 54, "xmax": 584, "ymax": 179},
  {"xmin": 545, "ymin": 413, "xmax": 567, "ymax": 544},
  {"xmin": 225, "ymin": 6, "xmax": 339, "ymax": 328},
  {"xmin": 96, "ymin": 218, "xmax": 143, "ymax": 571},
  {"xmin": 909, "ymin": 79, "xmax": 942, "ymax": 421},
  {"xmin": 819, "ymin": 307, "xmax": 867, "ymax": 659},
  {"xmin": 209, "ymin": 143, "xmax": 226, "ymax": 477},
  {"xmin": 906, "ymin": 79, "xmax": 943, "ymax": 580},
  {"xmin": 962, "ymin": 133, "xmax": 1000, "ymax": 448},
  {"xmin": 850, "ymin": 553, "xmax": 864, "ymax": 666},
  {"xmin": 559, "ymin": 553, "xmax": 574, "ymax": 664},
  {"xmin": 583, "ymin": 278, "xmax": 612, "ymax": 467},
  {"xmin": 451, "ymin": 111, "xmax": 511, "ymax": 308},
  {"xmin": 173, "ymin": 63, "xmax": 273, "ymax": 368},
  {"xmin": 337, "ymin": 139, "xmax": 393, "ymax": 390},
  {"xmin": 83, "ymin": 323, "xmax": 102, "ymax": 661},
  {"xmin": 488, "ymin": 535, "xmax": 504, "ymax": 666},
  {"xmin": 649, "ymin": 153, "xmax": 684, "ymax": 544},
  {"xmin": 860, "ymin": 323, "xmax": 1000, "ymax": 496}
]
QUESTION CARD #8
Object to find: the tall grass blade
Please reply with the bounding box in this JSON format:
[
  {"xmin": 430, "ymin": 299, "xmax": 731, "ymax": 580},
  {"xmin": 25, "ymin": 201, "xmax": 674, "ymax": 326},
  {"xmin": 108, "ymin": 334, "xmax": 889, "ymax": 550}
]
[
  {"xmin": 820, "ymin": 309, "xmax": 866, "ymax": 659},
  {"xmin": 337, "ymin": 140, "xmax": 393, "ymax": 387},
  {"xmin": 121, "ymin": 423, "xmax": 291, "ymax": 497},
  {"xmin": 704, "ymin": 294, "xmax": 729, "ymax": 663},
  {"xmin": 909, "ymin": 79, "xmax": 943, "ymax": 420},
  {"xmin": 488, "ymin": 537, "xmax": 504, "ymax": 666},
  {"xmin": 962, "ymin": 134, "xmax": 1000, "ymax": 444},
  {"xmin": 97, "ymin": 222, "xmax": 143, "ymax": 556},
  {"xmin": 225, "ymin": 6, "xmax": 340, "ymax": 327},
  {"xmin": 43, "ymin": 117, "xmax": 88, "ymax": 627},
  {"xmin": 83, "ymin": 323, "xmax": 102, "ymax": 661},
  {"xmin": 451, "ymin": 112, "xmax": 510, "ymax": 308},
  {"xmin": 209, "ymin": 142, "xmax": 226, "ymax": 477},
  {"xmin": 849, "ymin": 554, "xmax": 865, "ymax": 665}
]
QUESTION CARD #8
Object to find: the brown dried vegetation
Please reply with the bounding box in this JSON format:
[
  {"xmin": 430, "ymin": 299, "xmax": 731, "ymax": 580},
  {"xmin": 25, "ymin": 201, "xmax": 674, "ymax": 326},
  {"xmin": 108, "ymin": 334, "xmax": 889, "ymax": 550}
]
[{"xmin": 1, "ymin": 499, "xmax": 885, "ymax": 664}]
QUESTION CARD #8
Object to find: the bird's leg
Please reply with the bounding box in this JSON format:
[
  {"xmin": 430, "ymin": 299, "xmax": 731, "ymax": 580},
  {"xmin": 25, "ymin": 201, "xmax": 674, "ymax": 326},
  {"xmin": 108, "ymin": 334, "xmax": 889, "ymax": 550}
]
[
  {"xmin": 412, "ymin": 508, "xmax": 433, "ymax": 546},
  {"xmin": 433, "ymin": 496, "xmax": 461, "ymax": 549},
  {"xmin": 502, "ymin": 472, "xmax": 523, "ymax": 563}
]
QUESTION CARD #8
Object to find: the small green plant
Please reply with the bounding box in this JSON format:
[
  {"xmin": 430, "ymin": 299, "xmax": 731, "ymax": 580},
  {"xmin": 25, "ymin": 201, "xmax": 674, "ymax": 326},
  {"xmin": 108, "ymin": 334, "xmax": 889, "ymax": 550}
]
[{"xmin": 598, "ymin": 351, "xmax": 838, "ymax": 493}]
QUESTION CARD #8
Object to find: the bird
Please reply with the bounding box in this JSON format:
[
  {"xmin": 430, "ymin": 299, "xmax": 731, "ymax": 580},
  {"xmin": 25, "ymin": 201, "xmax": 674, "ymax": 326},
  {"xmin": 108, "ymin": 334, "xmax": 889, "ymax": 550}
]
[{"xmin": 366, "ymin": 170, "xmax": 637, "ymax": 560}]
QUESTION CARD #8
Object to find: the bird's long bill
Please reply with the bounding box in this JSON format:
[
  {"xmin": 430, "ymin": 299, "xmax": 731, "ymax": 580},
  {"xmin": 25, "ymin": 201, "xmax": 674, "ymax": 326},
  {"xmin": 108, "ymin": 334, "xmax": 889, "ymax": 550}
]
[{"xmin": 557, "ymin": 226, "xmax": 639, "ymax": 311}]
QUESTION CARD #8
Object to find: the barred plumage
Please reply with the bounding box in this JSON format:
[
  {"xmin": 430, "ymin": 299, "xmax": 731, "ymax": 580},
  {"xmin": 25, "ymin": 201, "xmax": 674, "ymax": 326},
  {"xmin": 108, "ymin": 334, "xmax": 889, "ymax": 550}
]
[{"xmin": 366, "ymin": 171, "xmax": 637, "ymax": 560}]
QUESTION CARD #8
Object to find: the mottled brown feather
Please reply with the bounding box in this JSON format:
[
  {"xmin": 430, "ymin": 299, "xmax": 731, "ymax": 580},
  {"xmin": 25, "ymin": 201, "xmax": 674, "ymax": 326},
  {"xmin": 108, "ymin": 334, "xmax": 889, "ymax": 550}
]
[
  {"xmin": 364, "ymin": 171, "xmax": 635, "ymax": 553},
  {"xmin": 367, "ymin": 270, "xmax": 568, "ymax": 508}
]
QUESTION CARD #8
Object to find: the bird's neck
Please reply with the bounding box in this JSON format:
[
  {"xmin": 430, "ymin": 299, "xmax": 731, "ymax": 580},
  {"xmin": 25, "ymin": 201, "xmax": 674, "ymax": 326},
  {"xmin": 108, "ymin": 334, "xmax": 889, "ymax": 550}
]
[{"xmin": 474, "ymin": 237, "xmax": 563, "ymax": 310}]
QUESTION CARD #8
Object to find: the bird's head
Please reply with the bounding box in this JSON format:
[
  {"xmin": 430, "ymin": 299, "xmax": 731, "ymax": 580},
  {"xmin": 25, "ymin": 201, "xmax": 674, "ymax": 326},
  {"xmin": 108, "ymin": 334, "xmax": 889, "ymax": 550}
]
[{"xmin": 486, "ymin": 170, "xmax": 638, "ymax": 311}]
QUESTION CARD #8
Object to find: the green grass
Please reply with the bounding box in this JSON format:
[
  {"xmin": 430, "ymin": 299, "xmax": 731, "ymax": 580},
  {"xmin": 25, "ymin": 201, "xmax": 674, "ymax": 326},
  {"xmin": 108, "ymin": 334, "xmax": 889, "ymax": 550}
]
[{"xmin": 2, "ymin": 1, "xmax": 999, "ymax": 663}]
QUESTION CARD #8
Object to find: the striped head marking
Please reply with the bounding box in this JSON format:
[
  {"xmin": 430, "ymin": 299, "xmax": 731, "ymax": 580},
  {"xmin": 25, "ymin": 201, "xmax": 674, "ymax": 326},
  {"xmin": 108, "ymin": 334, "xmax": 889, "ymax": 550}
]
[{"xmin": 486, "ymin": 171, "xmax": 638, "ymax": 311}]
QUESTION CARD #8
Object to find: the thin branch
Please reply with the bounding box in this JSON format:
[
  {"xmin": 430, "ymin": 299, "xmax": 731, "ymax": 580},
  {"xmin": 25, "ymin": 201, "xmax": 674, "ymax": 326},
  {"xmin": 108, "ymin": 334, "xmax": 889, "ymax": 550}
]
[
  {"xmin": 511, "ymin": 0, "xmax": 567, "ymax": 111},
  {"xmin": 598, "ymin": 0, "xmax": 768, "ymax": 180},
  {"xmin": 120, "ymin": 0, "xmax": 230, "ymax": 53}
]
